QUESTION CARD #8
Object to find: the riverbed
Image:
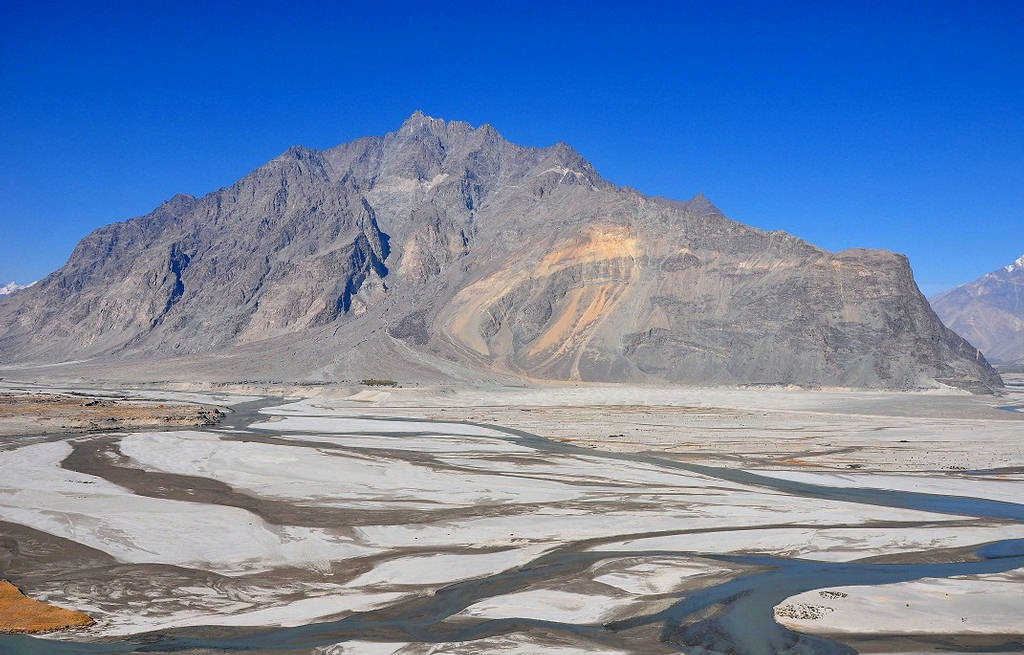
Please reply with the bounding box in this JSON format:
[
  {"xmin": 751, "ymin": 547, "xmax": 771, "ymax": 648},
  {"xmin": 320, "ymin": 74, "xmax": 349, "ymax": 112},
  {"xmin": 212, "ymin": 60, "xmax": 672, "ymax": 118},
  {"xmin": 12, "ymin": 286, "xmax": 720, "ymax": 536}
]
[{"xmin": 0, "ymin": 380, "xmax": 1021, "ymax": 654}]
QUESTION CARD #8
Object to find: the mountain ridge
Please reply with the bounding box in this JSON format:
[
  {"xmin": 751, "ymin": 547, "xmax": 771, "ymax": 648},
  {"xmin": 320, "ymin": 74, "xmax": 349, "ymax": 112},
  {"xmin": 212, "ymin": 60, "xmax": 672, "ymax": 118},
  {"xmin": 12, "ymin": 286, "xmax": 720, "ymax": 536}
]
[
  {"xmin": 931, "ymin": 254, "xmax": 1024, "ymax": 367},
  {"xmin": 0, "ymin": 112, "xmax": 1002, "ymax": 392}
]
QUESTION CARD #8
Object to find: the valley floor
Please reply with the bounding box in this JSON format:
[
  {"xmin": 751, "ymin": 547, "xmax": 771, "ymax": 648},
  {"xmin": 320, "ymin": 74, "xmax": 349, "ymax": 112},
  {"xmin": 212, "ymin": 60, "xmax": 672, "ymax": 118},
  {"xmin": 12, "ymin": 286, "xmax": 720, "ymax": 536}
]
[{"xmin": 0, "ymin": 376, "xmax": 1021, "ymax": 654}]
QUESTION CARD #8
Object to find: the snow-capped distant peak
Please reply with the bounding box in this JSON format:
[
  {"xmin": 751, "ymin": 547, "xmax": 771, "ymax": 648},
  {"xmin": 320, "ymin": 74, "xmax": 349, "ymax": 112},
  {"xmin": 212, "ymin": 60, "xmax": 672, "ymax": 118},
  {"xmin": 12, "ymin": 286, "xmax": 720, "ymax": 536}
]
[
  {"xmin": 1004, "ymin": 254, "xmax": 1024, "ymax": 273},
  {"xmin": 0, "ymin": 280, "xmax": 35, "ymax": 295}
]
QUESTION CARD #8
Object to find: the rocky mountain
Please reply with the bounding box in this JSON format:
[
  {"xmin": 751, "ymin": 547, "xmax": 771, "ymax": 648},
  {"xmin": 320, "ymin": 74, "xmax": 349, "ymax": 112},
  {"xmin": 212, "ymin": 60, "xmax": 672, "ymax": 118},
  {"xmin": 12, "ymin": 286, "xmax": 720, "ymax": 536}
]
[
  {"xmin": 931, "ymin": 255, "xmax": 1024, "ymax": 367},
  {"xmin": 0, "ymin": 112, "xmax": 1002, "ymax": 391}
]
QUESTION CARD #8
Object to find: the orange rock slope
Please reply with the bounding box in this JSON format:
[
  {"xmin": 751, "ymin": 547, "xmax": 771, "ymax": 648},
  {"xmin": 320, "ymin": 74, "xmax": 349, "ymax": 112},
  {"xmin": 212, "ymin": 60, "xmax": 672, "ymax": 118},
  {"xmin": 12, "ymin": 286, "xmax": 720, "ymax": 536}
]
[{"xmin": 0, "ymin": 580, "xmax": 93, "ymax": 634}]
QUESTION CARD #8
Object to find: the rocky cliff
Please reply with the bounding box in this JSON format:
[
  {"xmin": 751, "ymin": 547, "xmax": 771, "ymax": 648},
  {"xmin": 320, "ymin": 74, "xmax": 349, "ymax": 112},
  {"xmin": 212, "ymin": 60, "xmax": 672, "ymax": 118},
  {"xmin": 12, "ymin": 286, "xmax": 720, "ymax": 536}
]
[{"xmin": 0, "ymin": 112, "xmax": 1003, "ymax": 391}]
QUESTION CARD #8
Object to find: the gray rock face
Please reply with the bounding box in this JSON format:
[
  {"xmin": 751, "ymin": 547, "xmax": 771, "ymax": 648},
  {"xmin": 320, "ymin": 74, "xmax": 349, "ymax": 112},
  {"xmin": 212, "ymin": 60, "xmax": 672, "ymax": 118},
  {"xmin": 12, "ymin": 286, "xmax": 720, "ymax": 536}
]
[
  {"xmin": 0, "ymin": 112, "xmax": 1003, "ymax": 391},
  {"xmin": 931, "ymin": 255, "xmax": 1024, "ymax": 367}
]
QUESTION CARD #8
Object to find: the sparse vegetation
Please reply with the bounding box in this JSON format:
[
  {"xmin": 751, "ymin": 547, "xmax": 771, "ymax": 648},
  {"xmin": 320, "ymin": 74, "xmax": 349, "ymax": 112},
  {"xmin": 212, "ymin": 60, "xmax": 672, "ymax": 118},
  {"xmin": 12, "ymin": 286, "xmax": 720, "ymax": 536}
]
[{"xmin": 360, "ymin": 378, "xmax": 398, "ymax": 387}]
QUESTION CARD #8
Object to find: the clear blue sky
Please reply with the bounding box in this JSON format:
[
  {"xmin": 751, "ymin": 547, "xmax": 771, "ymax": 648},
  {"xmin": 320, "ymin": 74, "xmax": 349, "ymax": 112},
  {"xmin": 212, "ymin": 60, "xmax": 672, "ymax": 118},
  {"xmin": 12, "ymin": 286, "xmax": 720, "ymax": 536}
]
[{"xmin": 2, "ymin": 1, "xmax": 1021, "ymax": 295}]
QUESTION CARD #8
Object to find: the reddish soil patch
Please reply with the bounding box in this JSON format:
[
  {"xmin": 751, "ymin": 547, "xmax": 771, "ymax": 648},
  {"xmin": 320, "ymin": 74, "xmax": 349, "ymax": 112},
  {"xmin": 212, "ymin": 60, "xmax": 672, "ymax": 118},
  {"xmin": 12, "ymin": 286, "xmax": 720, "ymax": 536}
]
[{"xmin": 0, "ymin": 580, "xmax": 93, "ymax": 634}]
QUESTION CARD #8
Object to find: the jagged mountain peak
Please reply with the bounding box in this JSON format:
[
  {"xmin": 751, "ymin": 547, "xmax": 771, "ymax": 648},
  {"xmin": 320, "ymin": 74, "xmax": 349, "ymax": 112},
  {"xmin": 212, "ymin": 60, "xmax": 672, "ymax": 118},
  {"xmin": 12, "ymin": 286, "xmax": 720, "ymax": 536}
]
[
  {"xmin": 402, "ymin": 108, "xmax": 429, "ymax": 124},
  {"xmin": 399, "ymin": 110, "xmax": 499, "ymax": 134},
  {"xmin": 391, "ymin": 113, "xmax": 597, "ymax": 174},
  {"xmin": 147, "ymin": 193, "xmax": 197, "ymax": 218},
  {"xmin": 395, "ymin": 111, "xmax": 497, "ymax": 146},
  {"xmin": 263, "ymin": 113, "xmax": 609, "ymax": 195},
  {"xmin": 1003, "ymin": 253, "xmax": 1024, "ymax": 274},
  {"xmin": 685, "ymin": 192, "xmax": 722, "ymax": 216},
  {"xmin": 165, "ymin": 193, "xmax": 195, "ymax": 205},
  {"xmin": 279, "ymin": 144, "xmax": 321, "ymax": 160},
  {"xmin": 399, "ymin": 109, "xmax": 439, "ymax": 130}
]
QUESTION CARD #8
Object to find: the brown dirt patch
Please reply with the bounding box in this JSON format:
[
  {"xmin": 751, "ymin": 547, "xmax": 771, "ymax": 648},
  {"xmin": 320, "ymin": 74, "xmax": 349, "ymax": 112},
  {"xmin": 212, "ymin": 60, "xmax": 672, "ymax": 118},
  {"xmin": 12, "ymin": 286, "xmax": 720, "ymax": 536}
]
[{"xmin": 0, "ymin": 580, "xmax": 93, "ymax": 634}]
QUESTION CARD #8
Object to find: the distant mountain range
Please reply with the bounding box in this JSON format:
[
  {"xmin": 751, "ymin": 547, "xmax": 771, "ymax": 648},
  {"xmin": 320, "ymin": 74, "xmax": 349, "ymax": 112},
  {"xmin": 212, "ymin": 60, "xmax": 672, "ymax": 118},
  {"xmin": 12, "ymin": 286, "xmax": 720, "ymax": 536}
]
[
  {"xmin": 0, "ymin": 112, "xmax": 1002, "ymax": 391},
  {"xmin": 931, "ymin": 255, "xmax": 1024, "ymax": 368},
  {"xmin": 0, "ymin": 281, "xmax": 34, "ymax": 296}
]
